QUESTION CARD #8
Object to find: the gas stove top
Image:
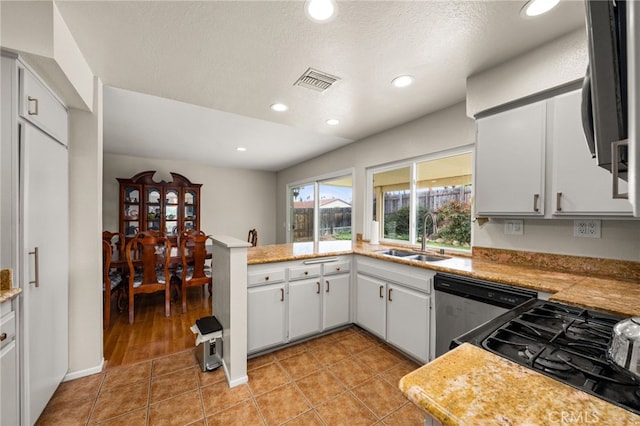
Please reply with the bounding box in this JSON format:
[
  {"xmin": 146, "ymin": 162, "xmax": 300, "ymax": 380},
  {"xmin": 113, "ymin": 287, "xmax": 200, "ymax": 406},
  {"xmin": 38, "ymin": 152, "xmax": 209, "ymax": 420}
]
[{"xmin": 453, "ymin": 299, "xmax": 640, "ymax": 415}]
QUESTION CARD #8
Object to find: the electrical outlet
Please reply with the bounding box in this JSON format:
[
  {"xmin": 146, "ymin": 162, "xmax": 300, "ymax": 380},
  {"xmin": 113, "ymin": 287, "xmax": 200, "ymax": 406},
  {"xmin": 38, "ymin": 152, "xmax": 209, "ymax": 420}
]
[
  {"xmin": 573, "ymin": 219, "xmax": 601, "ymax": 238},
  {"xmin": 504, "ymin": 220, "xmax": 524, "ymax": 235}
]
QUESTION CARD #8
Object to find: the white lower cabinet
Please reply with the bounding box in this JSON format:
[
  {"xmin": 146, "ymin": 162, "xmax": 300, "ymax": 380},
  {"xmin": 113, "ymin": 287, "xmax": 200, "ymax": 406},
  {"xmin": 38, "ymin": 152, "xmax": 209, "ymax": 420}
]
[
  {"xmin": 247, "ymin": 282, "xmax": 287, "ymax": 353},
  {"xmin": 322, "ymin": 273, "xmax": 350, "ymax": 330},
  {"xmin": 1, "ymin": 299, "xmax": 18, "ymax": 426},
  {"xmin": 288, "ymin": 279, "xmax": 322, "ymax": 340},
  {"xmin": 356, "ymin": 256, "xmax": 434, "ymax": 363},
  {"xmin": 386, "ymin": 283, "xmax": 430, "ymax": 362},
  {"xmin": 356, "ymin": 274, "xmax": 386, "ymax": 338}
]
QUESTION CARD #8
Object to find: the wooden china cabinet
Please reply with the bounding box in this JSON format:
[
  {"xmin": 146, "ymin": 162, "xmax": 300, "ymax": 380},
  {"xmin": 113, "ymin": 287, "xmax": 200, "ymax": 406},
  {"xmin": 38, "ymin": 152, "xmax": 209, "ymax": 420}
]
[{"xmin": 117, "ymin": 171, "xmax": 202, "ymax": 241}]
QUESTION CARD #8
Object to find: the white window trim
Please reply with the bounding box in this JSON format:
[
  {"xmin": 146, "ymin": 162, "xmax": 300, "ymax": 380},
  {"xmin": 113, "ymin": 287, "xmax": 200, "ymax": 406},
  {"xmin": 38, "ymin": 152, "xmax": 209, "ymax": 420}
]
[
  {"xmin": 286, "ymin": 168, "xmax": 355, "ymax": 244},
  {"xmin": 365, "ymin": 145, "xmax": 474, "ymax": 248}
]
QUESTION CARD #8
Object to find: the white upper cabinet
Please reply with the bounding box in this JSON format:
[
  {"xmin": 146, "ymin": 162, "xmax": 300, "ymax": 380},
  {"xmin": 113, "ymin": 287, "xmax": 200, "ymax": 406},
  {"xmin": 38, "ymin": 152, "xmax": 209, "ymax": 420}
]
[
  {"xmin": 475, "ymin": 88, "xmax": 635, "ymax": 218},
  {"xmin": 475, "ymin": 100, "xmax": 547, "ymax": 216},
  {"xmin": 550, "ymin": 90, "xmax": 632, "ymax": 216}
]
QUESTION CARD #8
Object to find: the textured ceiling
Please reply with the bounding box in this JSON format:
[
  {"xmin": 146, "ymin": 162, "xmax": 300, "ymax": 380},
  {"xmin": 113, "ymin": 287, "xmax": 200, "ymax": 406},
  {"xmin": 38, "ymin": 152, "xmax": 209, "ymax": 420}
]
[{"xmin": 55, "ymin": 0, "xmax": 586, "ymax": 171}]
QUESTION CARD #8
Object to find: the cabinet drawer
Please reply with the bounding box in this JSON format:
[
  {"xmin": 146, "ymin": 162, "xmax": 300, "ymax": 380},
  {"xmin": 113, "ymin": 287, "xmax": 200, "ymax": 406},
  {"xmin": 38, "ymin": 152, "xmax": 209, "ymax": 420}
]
[
  {"xmin": 248, "ymin": 269, "xmax": 285, "ymax": 286},
  {"xmin": 19, "ymin": 67, "xmax": 68, "ymax": 145},
  {"xmin": 288, "ymin": 264, "xmax": 321, "ymax": 281},
  {"xmin": 0, "ymin": 310, "xmax": 16, "ymax": 350},
  {"xmin": 323, "ymin": 260, "xmax": 351, "ymax": 276}
]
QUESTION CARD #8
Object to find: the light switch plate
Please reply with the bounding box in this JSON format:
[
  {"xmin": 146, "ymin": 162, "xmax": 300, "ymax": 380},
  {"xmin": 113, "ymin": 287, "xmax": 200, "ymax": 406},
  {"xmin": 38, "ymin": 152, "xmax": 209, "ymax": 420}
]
[
  {"xmin": 573, "ymin": 219, "xmax": 601, "ymax": 238},
  {"xmin": 504, "ymin": 220, "xmax": 524, "ymax": 235}
]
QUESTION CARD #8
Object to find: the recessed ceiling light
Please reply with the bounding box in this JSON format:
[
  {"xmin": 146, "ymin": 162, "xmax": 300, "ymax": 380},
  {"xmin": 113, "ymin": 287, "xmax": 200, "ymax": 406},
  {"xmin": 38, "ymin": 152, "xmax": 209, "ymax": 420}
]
[
  {"xmin": 326, "ymin": 118, "xmax": 340, "ymax": 126},
  {"xmin": 391, "ymin": 75, "xmax": 414, "ymax": 88},
  {"xmin": 236, "ymin": 147, "xmax": 247, "ymax": 152},
  {"xmin": 305, "ymin": 0, "xmax": 337, "ymax": 23},
  {"xmin": 270, "ymin": 103, "xmax": 288, "ymax": 112},
  {"xmin": 521, "ymin": 0, "xmax": 559, "ymax": 17}
]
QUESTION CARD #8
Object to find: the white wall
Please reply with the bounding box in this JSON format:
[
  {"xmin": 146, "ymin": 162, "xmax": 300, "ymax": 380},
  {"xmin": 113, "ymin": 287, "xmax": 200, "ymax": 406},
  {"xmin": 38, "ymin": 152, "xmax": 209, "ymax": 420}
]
[
  {"xmin": 276, "ymin": 102, "xmax": 475, "ymax": 243},
  {"xmin": 67, "ymin": 77, "xmax": 104, "ymax": 378},
  {"xmin": 103, "ymin": 153, "xmax": 278, "ymax": 245}
]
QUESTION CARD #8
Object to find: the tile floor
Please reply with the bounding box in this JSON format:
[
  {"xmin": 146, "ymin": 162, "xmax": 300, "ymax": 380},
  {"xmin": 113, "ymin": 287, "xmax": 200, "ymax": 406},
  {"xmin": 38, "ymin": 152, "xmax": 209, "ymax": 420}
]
[{"xmin": 36, "ymin": 326, "xmax": 426, "ymax": 425}]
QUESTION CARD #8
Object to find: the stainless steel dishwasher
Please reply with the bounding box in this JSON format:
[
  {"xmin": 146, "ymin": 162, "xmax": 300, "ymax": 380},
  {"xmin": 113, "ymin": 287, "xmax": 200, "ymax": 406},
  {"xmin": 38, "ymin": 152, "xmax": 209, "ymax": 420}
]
[{"xmin": 434, "ymin": 273, "xmax": 537, "ymax": 357}]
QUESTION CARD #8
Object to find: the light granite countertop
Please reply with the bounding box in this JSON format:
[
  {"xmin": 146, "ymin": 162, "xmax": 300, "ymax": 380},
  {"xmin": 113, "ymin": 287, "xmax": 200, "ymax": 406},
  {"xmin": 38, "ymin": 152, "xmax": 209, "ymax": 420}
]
[
  {"xmin": 0, "ymin": 287, "xmax": 22, "ymax": 304},
  {"xmin": 400, "ymin": 344, "xmax": 640, "ymax": 425}
]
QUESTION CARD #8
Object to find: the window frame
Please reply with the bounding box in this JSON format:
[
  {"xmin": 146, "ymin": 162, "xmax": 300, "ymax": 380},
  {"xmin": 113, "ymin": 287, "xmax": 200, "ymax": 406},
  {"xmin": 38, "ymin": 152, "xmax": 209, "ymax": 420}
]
[
  {"xmin": 286, "ymin": 168, "xmax": 355, "ymax": 244},
  {"xmin": 365, "ymin": 145, "xmax": 474, "ymax": 250}
]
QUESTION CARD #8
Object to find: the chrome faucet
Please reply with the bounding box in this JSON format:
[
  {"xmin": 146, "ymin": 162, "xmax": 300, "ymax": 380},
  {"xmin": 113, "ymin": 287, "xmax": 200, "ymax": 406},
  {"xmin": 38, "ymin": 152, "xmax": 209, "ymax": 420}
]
[{"xmin": 421, "ymin": 212, "xmax": 434, "ymax": 252}]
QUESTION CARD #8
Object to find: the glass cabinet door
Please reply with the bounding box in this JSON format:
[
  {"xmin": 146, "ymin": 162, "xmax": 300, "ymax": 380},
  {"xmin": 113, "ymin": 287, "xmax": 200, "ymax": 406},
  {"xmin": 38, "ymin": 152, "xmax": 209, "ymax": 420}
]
[
  {"xmin": 146, "ymin": 187, "xmax": 161, "ymax": 232},
  {"xmin": 184, "ymin": 190, "xmax": 197, "ymax": 231},
  {"xmin": 123, "ymin": 186, "xmax": 141, "ymax": 236},
  {"xmin": 165, "ymin": 189, "xmax": 179, "ymax": 236}
]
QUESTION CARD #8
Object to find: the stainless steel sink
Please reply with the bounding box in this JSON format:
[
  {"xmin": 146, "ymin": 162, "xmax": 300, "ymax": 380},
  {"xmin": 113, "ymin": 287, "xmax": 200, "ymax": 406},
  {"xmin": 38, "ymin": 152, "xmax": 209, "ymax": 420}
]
[
  {"xmin": 375, "ymin": 249, "xmax": 449, "ymax": 262},
  {"xmin": 375, "ymin": 249, "xmax": 416, "ymax": 257},
  {"xmin": 406, "ymin": 254, "xmax": 449, "ymax": 262}
]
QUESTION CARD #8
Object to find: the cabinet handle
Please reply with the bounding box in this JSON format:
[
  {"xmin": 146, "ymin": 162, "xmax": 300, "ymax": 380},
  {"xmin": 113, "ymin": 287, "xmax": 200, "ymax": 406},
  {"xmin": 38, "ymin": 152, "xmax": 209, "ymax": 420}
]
[
  {"xmin": 304, "ymin": 271, "xmax": 309, "ymax": 276},
  {"xmin": 0, "ymin": 333, "xmax": 6, "ymax": 342},
  {"xmin": 265, "ymin": 276, "xmax": 269, "ymax": 281},
  {"xmin": 28, "ymin": 96, "xmax": 39, "ymax": 115},
  {"xmin": 533, "ymin": 194, "xmax": 540, "ymax": 212},
  {"xmin": 556, "ymin": 192, "xmax": 562, "ymax": 212},
  {"xmin": 29, "ymin": 247, "xmax": 40, "ymax": 287},
  {"xmin": 316, "ymin": 282, "xmax": 320, "ymax": 294},
  {"xmin": 612, "ymin": 139, "xmax": 629, "ymax": 199},
  {"xmin": 388, "ymin": 288, "xmax": 393, "ymax": 302},
  {"xmin": 335, "ymin": 266, "xmax": 341, "ymax": 271},
  {"xmin": 325, "ymin": 280, "xmax": 330, "ymax": 293},
  {"xmin": 379, "ymin": 285, "xmax": 384, "ymax": 299},
  {"xmin": 280, "ymin": 288, "xmax": 284, "ymax": 302}
]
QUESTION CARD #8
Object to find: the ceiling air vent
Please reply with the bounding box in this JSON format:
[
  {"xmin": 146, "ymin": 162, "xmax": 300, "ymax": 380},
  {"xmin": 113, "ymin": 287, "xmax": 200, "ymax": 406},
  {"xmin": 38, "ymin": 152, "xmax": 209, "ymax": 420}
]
[{"xmin": 294, "ymin": 68, "xmax": 340, "ymax": 92}]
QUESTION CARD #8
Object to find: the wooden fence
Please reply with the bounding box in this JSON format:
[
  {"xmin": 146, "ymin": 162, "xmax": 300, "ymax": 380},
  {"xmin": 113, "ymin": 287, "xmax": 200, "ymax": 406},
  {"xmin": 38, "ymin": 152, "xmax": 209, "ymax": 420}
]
[{"xmin": 293, "ymin": 207, "xmax": 352, "ymax": 241}]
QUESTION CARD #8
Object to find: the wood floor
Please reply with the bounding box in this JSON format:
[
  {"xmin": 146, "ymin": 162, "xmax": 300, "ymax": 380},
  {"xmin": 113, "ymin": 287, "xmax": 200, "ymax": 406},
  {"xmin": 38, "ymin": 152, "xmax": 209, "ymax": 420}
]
[{"xmin": 103, "ymin": 287, "xmax": 212, "ymax": 369}]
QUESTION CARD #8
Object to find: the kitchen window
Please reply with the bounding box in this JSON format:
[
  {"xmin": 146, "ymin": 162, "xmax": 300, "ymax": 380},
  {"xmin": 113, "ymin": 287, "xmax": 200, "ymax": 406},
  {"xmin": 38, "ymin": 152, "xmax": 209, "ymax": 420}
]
[
  {"xmin": 367, "ymin": 147, "xmax": 473, "ymax": 251},
  {"xmin": 288, "ymin": 172, "xmax": 353, "ymax": 243}
]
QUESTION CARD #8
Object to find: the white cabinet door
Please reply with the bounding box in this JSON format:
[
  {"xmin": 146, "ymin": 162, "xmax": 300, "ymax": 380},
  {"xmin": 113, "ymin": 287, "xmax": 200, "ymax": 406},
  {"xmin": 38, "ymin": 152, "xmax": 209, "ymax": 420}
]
[
  {"xmin": 322, "ymin": 273, "xmax": 350, "ymax": 331},
  {"xmin": 386, "ymin": 283, "xmax": 430, "ymax": 363},
  {"xmin": 1, "ymin": 340, "xmax": 18, "ymax": 426},
  {"xmin": 21, "ymin": 123, "xmax": 69, "ymax": 424},
  {"xmin": 248, "ymin": 283, "xmax": 287, "ymax": 353},
  {"xmin": 356, "ymin": 274, "xmax": 386, "ymax": 339},
  {"xmin": 288, "ymin": 279, "xmax": 322, "ymax": 341},
  {"xmin": 475, "ymin": 100, "xmax": 546, "ymax": 216},
  {"xmin": 550, "ymin": 90, "xmax": 632, "ymax": 215}
]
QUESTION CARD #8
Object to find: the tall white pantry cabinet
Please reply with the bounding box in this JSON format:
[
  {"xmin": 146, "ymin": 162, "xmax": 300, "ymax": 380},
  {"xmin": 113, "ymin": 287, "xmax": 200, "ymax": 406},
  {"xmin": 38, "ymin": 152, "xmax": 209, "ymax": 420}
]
[{"xmin": 1, "ymin": 53, "xmax": 70, "ymax": 425}]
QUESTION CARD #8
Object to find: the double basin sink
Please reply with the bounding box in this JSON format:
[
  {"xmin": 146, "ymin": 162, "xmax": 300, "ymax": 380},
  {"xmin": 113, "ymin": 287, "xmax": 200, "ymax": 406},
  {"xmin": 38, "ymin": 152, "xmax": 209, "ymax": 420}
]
[{"xmin": 375, "ymin": 249, "xmax": 450, "ymax": 263}]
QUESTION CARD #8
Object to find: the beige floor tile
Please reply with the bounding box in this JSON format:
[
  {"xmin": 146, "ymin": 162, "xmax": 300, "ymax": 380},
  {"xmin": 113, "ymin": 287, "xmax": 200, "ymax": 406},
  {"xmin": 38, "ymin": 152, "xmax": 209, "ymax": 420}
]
[
  {"xmin": 201, "ymin": 383, "xmax": 251, "ymax": 416},
  {"xmin": 279, "ymin": 351, "xmax": 322, "ymax": 380},
  {"xmin": 93, "ymin": 408, "xmax": 147, "ymax": 425},
  {"xmin": 309, "ymin": 340, "xmax": 351, "ymax": 366},
  {"xmin": 296, "ymin": 370, "xmax": 346, "ymax": 407},
  {"xmin": 102, "ymin": 361, "xmax": 151, "ymax": 390},
  {"xmin": 90, "ymin": 381, "xmax": 149, "ymax": 423},
  {"xmin": 273, "ymin": 342, "xmax": 307, "ymax": 360},
  {"xmin": 36, "ymin": 397, "xmax": 94, "ymax": 426},
  {"xmin": 328, "ymin": 357, "xmax": 375, "ymax": 389},
  {"xmin": 148, "ymin": 389, "xmax": 204, "ymax": 426},
  {"xmin": 195, "ymin": 365, "xmax": 226, "ymax": 387},
  {"xmin": 283, "ymin": 409, "xmax": 324, "ymax": 425},
  {"xmin": 151, "ymin": 367, "xmax": 198, "ymax": 403},
  {"xmin": 382, "ymin": 403, "xmax": 426, "ymax": 425},
  {"xmin": 152, "ymin": 349, "xmax": 197, "ymax": 377},
  {"xmin": 206, "ymin": 399, "xmax": 264, "ymax": 426},
  {"xmin": 46, "ymin": 373, "xmax": 104, "ymax": 408},
  {"xmin": 379, "ymin": 361, "xmax": 420, "ymax": 388},
  {"xmin": 358, "ymin": 347, "xmax": 402, "ymax": 372},
  {"xmin": 352, "ymin": 377, "xmax": 408, "ymax": 418},
  {"xmin": 316, "ymin": 393, "xmax": 377, "ymax": 426},
  {"xmin": 338, "ymin": 332, "xmax": 378, "ymax": 355},
  {"xmin": 304, "ymin": 333, "xmax": 338, "ymax": 351},
  {"xmin": 255, "ymin": 383, "xmax": 311, "ymax": 425},
  {"xmin": 247, "ymin": 362, "xmax": 289, "ymax": 396},
  {"xmin": 247, "ymin": 353, "xmax": 277, "ymax": 371},
  {"xmin": 326, "ymin": 326, "xmax": 357, "ymax": 341}
]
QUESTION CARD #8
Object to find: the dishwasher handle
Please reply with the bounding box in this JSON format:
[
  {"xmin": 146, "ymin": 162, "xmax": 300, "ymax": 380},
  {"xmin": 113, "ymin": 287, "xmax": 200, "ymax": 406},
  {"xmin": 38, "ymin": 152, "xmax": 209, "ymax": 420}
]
[{"xmin": 434, "ymin": 274, "xmax": 537, "ymax": 309}]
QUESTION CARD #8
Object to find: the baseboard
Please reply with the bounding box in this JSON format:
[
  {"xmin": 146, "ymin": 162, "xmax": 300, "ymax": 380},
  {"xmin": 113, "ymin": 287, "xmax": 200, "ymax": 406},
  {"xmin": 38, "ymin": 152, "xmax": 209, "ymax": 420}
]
[
  {"xmin": 63, "ymin": 358, "xmax": 104, "ymax": 382},
  {"xmin": 222, "ymin": 360, "xmax": 248, "ymax": 388}
]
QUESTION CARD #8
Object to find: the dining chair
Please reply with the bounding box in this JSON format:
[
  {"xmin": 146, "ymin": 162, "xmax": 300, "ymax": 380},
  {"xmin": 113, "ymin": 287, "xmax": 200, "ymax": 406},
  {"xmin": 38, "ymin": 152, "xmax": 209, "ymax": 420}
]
[
  {"xmin": 248, "ymin": 228, "xmax": 258, "ymax": 247},
  {"xmin": 102, "ymin": 240, "xmax": 124, "ymax": 329},
  {"xmin": 177, "ymin": 230, "xmax": 212, "ymax": 313},
  {"xmin": 125, "ymin": 233, "xmax": 172, "ymax": 323},
  {"xmin": 102, "ymin": 230, "xmax": 125, "ymax": 257}
]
